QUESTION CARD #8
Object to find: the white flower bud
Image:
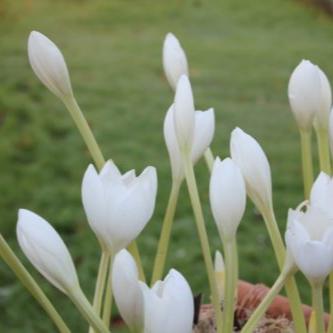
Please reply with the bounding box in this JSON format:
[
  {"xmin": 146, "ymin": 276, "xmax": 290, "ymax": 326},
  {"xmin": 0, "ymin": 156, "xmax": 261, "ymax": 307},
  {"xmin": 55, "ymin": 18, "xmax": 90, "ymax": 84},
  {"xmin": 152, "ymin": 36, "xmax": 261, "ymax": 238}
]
[
  {"xmin": 28, "ymin": 31, "xmax": 73, "ymax": 101},
  {"xmin": 16, "ymin": 209, "xmax": 79, "ymax": 294},
  {"xmin": 173, "ymin": 75, "xmax": 195, "ymax": 153},
  {"xmin": 163, "ymin": 33, "xmax": 189, "ymax": 91},
  {"xmin": 112, "ymin": 250, "xmax": 143, "ymax": 333},
  {"xmin": 210, "ymin": 157, "xmax": 246, "ymax": 240},
  {"xmin": 230, "ymin": 128, "xmax": 273, "ymax": 214}
]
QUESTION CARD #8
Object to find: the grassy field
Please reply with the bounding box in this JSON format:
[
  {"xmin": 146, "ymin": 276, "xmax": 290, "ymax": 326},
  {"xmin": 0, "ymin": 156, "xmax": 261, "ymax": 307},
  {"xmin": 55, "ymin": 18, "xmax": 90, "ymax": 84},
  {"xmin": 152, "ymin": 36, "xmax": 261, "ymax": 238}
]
[{"xmin": 1, "ymin": 0, "xmax": 333, "ymax": 332}]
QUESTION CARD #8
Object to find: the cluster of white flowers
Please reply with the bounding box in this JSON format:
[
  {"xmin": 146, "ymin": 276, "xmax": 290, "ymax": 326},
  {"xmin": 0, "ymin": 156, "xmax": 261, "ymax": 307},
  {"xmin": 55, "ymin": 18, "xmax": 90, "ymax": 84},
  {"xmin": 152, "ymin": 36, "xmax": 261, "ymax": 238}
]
[{"xmin": 2, "ymin": 29, "xmax": 333, "ymax": 333}]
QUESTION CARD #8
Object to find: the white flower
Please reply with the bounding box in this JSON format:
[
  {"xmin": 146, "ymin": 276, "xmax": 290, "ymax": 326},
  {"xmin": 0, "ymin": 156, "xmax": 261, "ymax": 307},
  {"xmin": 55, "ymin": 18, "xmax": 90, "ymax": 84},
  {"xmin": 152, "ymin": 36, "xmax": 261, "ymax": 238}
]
[
  {"xmin": 288, "ymin": 60, "xmax": 332, "ymax": 131},
  {"xmin": 173, "ymin": 75, "xmax": 195, "ymax": 153},
  {"xmin": 16, "ymin": 209, "xmax": 79, "ymax": 294},
  {"xmin": 28, "ymin": 31, "xmax": 73, "ymax": 101},
  {"xmin": 209, "ymin": 157, "xmax": 246, "ymax": 240},
  {"xmin": 163, "ymin": 33, "xmax": 189, "ymax": 91},
  {"xmin": 81, "ymin": 160, "xmax": 157, "ymax": 254},
  {"xmin": 329, "ymin": 109, "xmax": 333, "ymax": 156},
  {"xmin": 230, "ymin": 128, "xmax": 273, "ymax": 214},
  {"xmin": 112, "ymin": 250, "xmax": 143, "ymax": 333},
  {"xmin": 140, "ymin": 269, "xmax": 194, "ymax": 333},
  {"xmin": 164, "ymin": 104, "xmax": 214, "ymax": 182},
  {"xmin": 285, "ymin": 219, "xmax": 333, "ymax": 284}
]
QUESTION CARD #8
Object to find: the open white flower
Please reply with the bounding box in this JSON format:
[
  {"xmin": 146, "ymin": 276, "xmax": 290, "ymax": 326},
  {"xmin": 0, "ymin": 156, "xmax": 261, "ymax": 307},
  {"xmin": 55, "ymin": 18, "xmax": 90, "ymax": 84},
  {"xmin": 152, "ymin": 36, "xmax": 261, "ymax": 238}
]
[
  {"xmin": 82, "ymin": 160, "xmax": 157, "ymax": 254},
  {"xmin": 28, "ymin": 31, "xmax": 73, "ymax": 101},
  {"xmin": 164, "ymin": 104, "xmax": 214, "ymax": 182},
  {"xmin": 163, "ymin": 33, "xmax": 189, "ymax": 91},
  {"xmin": 16, "ymin": 209, "xmax": 79, "ymax": 294},
  {"xmin": 230, "ymin": 127, "xmax": 273, "ymax": 214},
  {"xmin": 140, "ymin": 269, "xmax": 194, "ymax": 333},
  {"xmin": 112, "ymin": 249, "xmax": 143, "ymax": 333},
  {"xmin": 209, "ymin": 157, "xmax": 246, "ymax": 240}
]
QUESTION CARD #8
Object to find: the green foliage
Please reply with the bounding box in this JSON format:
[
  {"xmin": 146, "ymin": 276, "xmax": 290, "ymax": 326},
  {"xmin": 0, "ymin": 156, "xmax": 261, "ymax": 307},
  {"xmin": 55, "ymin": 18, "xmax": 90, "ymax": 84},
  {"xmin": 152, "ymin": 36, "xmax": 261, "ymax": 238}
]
[{"xmin": 0, "ymin": 0, "xmax": 332, "ymax": 331}]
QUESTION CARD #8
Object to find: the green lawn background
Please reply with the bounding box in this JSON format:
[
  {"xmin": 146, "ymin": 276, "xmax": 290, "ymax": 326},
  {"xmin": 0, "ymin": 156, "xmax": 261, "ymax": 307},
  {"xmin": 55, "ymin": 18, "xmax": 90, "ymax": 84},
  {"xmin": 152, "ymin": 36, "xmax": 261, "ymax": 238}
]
[{"xmin": 0, "ymin": 0, "xmax": 333, "ymax": 332}]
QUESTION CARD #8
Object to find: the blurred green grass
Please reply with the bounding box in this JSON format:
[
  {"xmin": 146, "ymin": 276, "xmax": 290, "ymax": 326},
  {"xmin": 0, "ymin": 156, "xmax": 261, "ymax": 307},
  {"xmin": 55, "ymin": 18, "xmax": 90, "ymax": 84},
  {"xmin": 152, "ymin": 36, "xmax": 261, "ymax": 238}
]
[{"xmin": 0, "ymin": 0, "xmax": 333, "ymax": 332}]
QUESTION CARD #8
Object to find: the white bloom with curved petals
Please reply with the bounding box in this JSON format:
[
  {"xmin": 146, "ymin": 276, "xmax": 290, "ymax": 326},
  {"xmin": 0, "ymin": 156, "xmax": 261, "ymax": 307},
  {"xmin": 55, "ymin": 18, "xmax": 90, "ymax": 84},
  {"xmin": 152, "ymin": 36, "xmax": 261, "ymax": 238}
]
[
  {"xmin": 286, "ymin": 220, "xmax": 333, "ymax": 284},
  {"xmin": 163, "ymin": 33, "xmax": 189, "ymax": 91},
  {"xmin": 28, "ymin": 31, "xmax": 73, "ymax": 101},
  {"xmin": 230, "ymin": 128, "xmax": 273, "ymax": 213},
  {"xmin": 16, "ymin": 209, "xmax": 79, "ymax": 294},
  {"xmin": 164, "ymin": 104, "xmax": 214, "ymax": 182},
  {"xmin": 210, "ymin": 157, "xmax": 246, "ymax": 240},
  {"xmin": 112, "ymin": 250, "xmax": 143, "ymax": 333},
  {"xmin": 140, "ymin": 269, "xmax": 194, "ymax": 333},
  {"xmin": 82, "ymin": 160, "xmax": 157, "ymax": 254}
]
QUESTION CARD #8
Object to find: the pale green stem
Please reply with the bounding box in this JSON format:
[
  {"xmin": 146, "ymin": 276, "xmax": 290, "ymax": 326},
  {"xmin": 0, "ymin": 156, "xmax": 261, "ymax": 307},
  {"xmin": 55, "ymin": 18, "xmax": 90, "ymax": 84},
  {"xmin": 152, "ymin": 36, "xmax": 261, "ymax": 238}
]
[
  {"xmin": 62, "ymin": 96, "xmax": 145, "ymax": 280},
  {"xmin": 327, "ymin": 275, "xmax": 333, "ymax": 333},
  {"xmin": 311, "ymin": 282, "xmax": 325, "ymax": 333},
  {"xmin": 127, "ymin": 242, "xmax": 146, "ymax": 282},
  {"xmin": 0, "ymin": 234, "xmax": 71, "ymax": 333},
  {"xmin": 89, "ymin": 251, "xmax": 111, "ymax": 333},
  {"xmin": 182, "ymin": 154, "xmax": 223, "ymax": 333},
  {"xmin": 102, "ymin": 255, "xmax": 114, "ymax": 328},
  {"xmin": 204, "ymin": 147, "xmax": 214, "ymax": 172},
  {"xmin": 69, "ymin": 287, "xmax": 110, "ymax": 333},
  {"xmin": 314, "ymin": 127, "xmax": 333, "ymax": 332},
  {"xmin": 262, "ymin": 209, "xmax": 306, "ymax": 332},
  {"xmin": 222, "ymin": 239, "xmax": 238, "ymax": 333},
  {"xmin": 315, "ymin": 127, "xmax": 331, "ymax": 174},
  {"xmin": 150, "ymin": 180, "xmax": 181, "ymax": 285},
  {"xmin": 299, "ymin": 129, "xmax": 314, "ymax": 199},
  {"xmin": 241, "ymin": 269, "xmax": 290, "ymax": 333}
]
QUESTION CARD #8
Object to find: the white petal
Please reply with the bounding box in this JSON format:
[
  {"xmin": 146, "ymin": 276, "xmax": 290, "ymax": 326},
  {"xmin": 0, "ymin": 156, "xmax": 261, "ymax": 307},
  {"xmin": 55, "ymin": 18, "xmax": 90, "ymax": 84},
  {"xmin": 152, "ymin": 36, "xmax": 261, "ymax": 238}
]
[
  {"xmin": 288, "ymin": 60, "xmax": 321, "ymax": 130},
  {"xmin": 174, "ymin": 75, "xmax": 195, "ymax": 152},
  {"xmin": 210, "ymin": 157, "xmax": 246, "ymax": 239},
  {"xmin": 191, "ymin": 108, "xmax": 215, "ymax": 164},
  {"xmin": 230, "ymin": 128, "xmax": 272, "ymax": 213},
  {"xmin": 81, "ymin": 164, "xmax": 109, "ymax": 248},
  {"xmin": 16, "ymin": 209, "xmax": 79, "ymax": 294},
  {"xmin": 28, "ymin": 31, "xmax": 73, "ymax": 100},
  {"xmin": 163, "ymin": 33, "xmax": 189, "ymax": 91},
  {"xmin": 112, "ymin": 250, "xmax": 143, "ymax": 332},
  {"xmin": 164, "ymin": 105, "xmax": 183, "ymax": 182}
]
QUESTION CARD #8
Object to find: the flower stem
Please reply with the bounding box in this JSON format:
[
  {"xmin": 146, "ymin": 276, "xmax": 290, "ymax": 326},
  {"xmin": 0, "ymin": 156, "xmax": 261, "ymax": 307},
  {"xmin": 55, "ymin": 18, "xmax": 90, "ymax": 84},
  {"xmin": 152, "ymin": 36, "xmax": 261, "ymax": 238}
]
[
  {"xmin": 127, "ymin": 242, "xmax": 146, "ymax": 282},
  {"xmin": 182, "ymin": 155, "xmax": 223, "ymax": 333},
  {"xmin": 69, "ymin": 287, "xmax": 110, "ymax": 333},
  {"xmin": 204, "ymin": 147, "xmax": 214, "ymax": 172},
  {"xmin": 240, "ymin": 269, "xmax": 289, "ymax": 333},
  {"xmin": 102, "ymin": 255, "xmax": 114, "ymax": 328},
  {"xmin": 88, "ymin": 251, "xmax": 110, "ymax": 333},
  {"xmin": 150, "ymin": 181, "xmax": 180, "ymax": 285},
  {"xmin": 311, "ymin": 282, "xmax": 325, "ymax": 333},
  {"xmin": 315, "ymin": 127, "xmax": 331, "ymax": 175},
  {"xmin": 0, "ymin": 234, "xmax": 71, "ymax": 333},
  {"xmin": 222, "ymin": 239, "xmax": 238, "ymax": 333},
  {"xmin": 299, "ymin": 129, "xmax": 314, "ymax": 199},
  {"xmin": 262, "ymin": 209, "xmax": 306, "ymax": 332},
  {"xmin": 328, "ymin": 275, "xmax": 333, "ymax": 333},
  {"xmin": 62, "ymin": 97, "xmax": 145, "ymax": 280}
]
